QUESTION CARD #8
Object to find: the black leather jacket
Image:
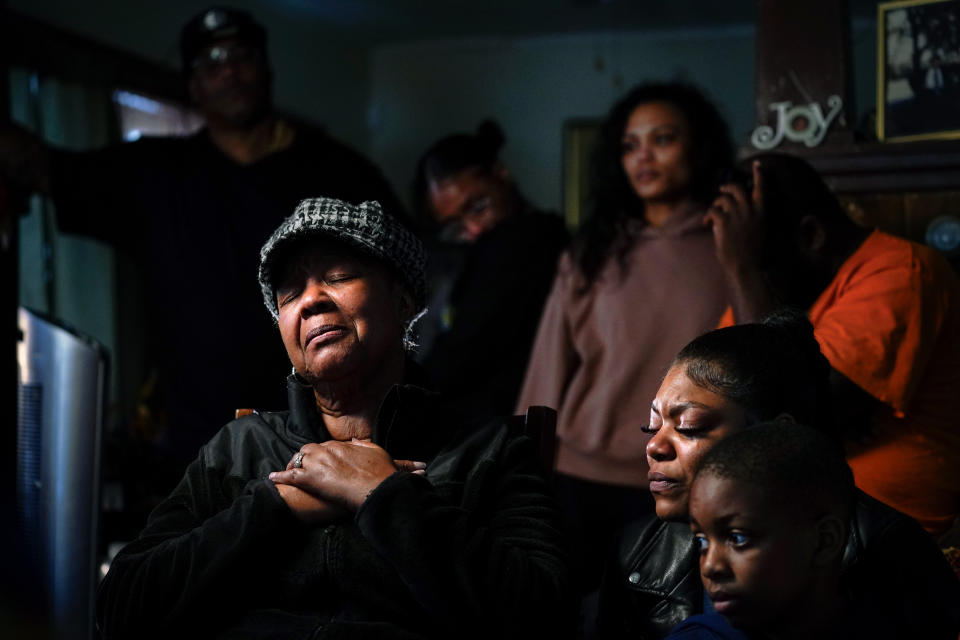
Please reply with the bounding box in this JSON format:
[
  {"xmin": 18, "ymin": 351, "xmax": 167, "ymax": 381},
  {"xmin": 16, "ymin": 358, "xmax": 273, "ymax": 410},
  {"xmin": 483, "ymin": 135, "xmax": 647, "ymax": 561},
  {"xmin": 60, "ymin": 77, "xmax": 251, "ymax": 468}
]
[
  {"xmin": 97, "ymin": 374, "xmax": 570, "ymax": 639},
  {"xmin": 598, "ymin": 490, "xmax": 960, "ymax": 639}
]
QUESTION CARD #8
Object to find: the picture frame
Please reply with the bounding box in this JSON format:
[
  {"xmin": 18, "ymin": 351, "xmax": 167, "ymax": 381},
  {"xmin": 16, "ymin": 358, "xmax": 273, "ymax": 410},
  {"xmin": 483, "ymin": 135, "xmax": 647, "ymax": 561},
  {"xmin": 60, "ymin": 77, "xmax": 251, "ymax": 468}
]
[
  {"xmin": 562, "ymin": 118, "xmax": 601, "ymax": 229},
  {"xmin": 878, "ymin": 0, "xmax": 960, "ymax": 142}
]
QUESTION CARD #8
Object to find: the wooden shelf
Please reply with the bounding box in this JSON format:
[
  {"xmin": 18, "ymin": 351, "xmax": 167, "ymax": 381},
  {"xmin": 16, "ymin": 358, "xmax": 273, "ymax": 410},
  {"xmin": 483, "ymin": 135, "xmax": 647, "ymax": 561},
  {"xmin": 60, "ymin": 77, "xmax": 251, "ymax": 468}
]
[
  {"xmin": 799, "ymin": 139, "xmax": 960, "ymax": 194},
  {"xmin": 739, "ymin": 138, "xmax": 960, "ymax": 195}
]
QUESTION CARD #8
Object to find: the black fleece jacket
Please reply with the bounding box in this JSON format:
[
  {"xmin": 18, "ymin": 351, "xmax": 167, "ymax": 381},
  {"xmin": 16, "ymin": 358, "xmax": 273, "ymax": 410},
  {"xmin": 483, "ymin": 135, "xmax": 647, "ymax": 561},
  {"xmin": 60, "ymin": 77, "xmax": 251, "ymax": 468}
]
[{"xmin": 97, "ymin": 375, "xmax": 570, "ymax": 639}]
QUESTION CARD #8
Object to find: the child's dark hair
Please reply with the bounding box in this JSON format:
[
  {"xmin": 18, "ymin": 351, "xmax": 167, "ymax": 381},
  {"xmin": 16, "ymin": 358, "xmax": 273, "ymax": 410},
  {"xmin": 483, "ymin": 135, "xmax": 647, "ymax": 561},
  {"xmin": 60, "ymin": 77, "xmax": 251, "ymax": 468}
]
[
  {"xmin": 674, "ymin": 308, "xmax": 833, "ymax": 431},
  {"xmin": 694, "ymin": 420, "xmax": 855, "ymax": 523},
  {"xmin": 413, "ymin": 120, "xmax": 506, "ymax": 221}
]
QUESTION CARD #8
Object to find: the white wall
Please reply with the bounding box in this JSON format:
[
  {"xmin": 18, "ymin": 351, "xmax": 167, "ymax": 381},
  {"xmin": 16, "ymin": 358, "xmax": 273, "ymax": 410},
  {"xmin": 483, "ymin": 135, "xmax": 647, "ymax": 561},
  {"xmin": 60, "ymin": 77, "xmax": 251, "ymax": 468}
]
[
  {"xmin": 369, "ymin": 25, "xmax": 756, "ymax": 213},
  {"xmin": 6, "ymin": 2, "xmax": 882, "ymax": 203},
  {"xmin": 12, "ymin": 69, "xmax": 121, "ymax": 401}
]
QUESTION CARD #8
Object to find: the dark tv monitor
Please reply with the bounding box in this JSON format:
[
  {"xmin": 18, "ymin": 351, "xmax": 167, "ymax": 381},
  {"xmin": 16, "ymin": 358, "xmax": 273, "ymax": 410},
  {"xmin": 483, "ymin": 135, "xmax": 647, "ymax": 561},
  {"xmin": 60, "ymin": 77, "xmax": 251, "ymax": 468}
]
[{"xmin": 17, "ymin": 306, "xmax": 107, "ymax": 639}]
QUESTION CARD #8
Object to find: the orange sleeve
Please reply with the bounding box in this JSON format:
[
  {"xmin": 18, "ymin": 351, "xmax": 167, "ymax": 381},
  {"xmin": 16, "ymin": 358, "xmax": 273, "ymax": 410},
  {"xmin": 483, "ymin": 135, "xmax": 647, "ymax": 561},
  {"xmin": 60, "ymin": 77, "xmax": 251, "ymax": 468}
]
[
  {"xmin": 810, "ymin": 248, "xmax": 945, "ymax": 413},
  {"xmin": 716, "ymin": 306, "xmax": 735, "ymax": 329}
]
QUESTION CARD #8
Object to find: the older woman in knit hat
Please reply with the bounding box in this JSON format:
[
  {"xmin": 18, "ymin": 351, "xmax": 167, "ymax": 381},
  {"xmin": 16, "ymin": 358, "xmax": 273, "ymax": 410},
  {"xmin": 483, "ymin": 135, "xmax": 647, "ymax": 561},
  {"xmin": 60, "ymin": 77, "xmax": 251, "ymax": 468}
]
[{"xmin": 97, "ymin": 197, "xmax": 569, "ymax": 639}]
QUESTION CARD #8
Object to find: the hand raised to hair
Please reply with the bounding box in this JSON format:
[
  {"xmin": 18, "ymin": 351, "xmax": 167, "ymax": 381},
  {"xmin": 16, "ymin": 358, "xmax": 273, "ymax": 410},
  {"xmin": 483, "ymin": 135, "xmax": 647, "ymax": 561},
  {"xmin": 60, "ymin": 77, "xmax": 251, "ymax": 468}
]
[
  {"xmin": 269, "ymin": 439, "xmax": 426, "ymax": 511},
  {"xmin": 703, "ymin": 160, "xmax": 765, "ymax": 275},
  {"xmin": 704, "ymin": 161, "xmax": 779, "ymax": 323}
]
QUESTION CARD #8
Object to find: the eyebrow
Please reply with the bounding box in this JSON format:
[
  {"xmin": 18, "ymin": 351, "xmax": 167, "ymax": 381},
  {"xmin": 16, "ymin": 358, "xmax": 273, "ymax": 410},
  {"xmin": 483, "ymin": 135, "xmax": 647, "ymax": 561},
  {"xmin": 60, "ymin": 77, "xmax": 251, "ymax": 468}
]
[
  {"xmin": 461, "ymin": 193, "xmax": 487, "ymax": 209},
  {"xmin": 712, "ymin": 512, "xmax": 740, "ymax": 527},
  {"xmin": 624, "ymin": 123, "xmax": 680, "ymax": 136},
  {"xmin": 651, "ymin": 400, "xmax": 714, "ymax": 419},
  {"xmin": 690, "ymin": 511, "xmax": 744, "ymax": 530},
  {"xmin": 668, "ymin": 401, "xmax": 714, "ymax": 419}
]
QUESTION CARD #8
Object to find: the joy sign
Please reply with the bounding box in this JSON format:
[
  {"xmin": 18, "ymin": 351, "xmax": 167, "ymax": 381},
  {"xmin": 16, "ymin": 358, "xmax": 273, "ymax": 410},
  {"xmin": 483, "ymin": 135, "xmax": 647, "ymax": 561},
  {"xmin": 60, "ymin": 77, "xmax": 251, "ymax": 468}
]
[{"xmin": 750, "ymin": 95, "xmax": 843, "ymax": 150}]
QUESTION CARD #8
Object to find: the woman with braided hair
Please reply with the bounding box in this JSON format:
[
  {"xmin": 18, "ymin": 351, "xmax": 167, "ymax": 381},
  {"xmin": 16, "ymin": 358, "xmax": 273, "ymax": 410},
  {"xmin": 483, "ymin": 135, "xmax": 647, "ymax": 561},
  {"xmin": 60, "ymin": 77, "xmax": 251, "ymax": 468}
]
[{"xmin": 415, "ymin": 121, "xmax": 568, "ymax": 424}]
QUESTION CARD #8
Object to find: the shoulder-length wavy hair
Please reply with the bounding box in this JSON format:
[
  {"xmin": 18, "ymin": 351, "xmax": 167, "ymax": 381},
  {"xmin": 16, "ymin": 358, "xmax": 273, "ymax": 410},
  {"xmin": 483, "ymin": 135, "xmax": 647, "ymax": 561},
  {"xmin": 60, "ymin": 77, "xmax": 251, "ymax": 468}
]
[{"xmin": 572, "ymin": 83, "xmax": 734, "ymax": 286}]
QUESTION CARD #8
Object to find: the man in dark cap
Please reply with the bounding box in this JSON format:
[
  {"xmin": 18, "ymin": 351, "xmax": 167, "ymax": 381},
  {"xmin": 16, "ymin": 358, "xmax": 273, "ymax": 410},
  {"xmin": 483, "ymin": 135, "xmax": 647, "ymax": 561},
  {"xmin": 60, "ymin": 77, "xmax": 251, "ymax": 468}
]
[
  {"xmin": 0, "ymin": 7, "xmax": 407, "ymax": 510},
  {"xmin": 177, "ymin": 7, "xmax": 288, "ymax": 164}
]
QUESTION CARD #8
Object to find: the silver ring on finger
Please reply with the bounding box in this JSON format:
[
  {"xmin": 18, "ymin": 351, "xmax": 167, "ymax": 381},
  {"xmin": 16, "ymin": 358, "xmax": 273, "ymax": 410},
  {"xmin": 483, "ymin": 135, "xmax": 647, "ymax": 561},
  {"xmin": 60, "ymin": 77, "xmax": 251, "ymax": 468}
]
[{"xmin": 292, "ymin": 451, "xmax": 305, "ymax": 469}]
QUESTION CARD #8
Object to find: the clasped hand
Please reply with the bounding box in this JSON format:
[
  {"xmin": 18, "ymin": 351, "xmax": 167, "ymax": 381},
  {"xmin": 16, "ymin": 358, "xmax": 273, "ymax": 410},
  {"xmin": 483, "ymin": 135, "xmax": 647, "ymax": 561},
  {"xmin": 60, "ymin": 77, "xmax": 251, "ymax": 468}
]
[{"xmin": 269, "ymin": 439, "xmax": 425, "ymax": 524}]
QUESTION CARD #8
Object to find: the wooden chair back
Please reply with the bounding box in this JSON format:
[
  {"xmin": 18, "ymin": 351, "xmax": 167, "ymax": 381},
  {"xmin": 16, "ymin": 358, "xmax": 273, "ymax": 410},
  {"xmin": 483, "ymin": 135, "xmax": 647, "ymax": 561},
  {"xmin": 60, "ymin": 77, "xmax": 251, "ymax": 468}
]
[{"xmin": 508, "ymin": 405, "xmax": 557, "ymax": 477}]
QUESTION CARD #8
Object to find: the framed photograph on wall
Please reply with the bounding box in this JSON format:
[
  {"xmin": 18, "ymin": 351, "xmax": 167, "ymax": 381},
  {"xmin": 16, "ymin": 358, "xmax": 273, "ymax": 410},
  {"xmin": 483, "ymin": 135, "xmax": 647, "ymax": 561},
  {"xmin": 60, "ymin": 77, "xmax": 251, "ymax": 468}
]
[
  {"xmin": 878, "ymin": 0, "xmax": 960, "ymax": 141},
  {"xmin": 562, "ymin": 118, "xmax": 601, "ymax": 229}
]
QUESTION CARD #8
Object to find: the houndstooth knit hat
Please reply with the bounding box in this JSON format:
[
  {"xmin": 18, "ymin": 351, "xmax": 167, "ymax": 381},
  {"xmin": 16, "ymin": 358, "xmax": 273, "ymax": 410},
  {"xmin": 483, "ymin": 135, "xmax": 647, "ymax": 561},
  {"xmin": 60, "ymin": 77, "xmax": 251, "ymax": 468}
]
[{"xmin": 258, "ymin": 198, "xmax": 427, "ymax": 321}]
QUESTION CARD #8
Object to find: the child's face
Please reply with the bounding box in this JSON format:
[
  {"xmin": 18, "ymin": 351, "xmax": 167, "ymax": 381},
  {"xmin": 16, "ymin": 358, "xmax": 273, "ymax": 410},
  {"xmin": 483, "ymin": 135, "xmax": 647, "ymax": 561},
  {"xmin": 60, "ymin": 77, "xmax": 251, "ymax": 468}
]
[{"xmin": 689, "ymin": 472, "xmax": 819, "ymax": 632}]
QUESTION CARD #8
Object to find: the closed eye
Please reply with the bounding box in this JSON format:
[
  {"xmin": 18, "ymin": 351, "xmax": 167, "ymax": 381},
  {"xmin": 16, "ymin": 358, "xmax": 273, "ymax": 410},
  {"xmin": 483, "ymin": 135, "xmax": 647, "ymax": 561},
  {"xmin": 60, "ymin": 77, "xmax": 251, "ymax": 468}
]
[
  {"xmin": 277, "ymin": 288, "xmax": 301, "ymax": 307},
  {"xmin": 325, "ymin": 272, "xmax": 356, "ymax": 283},
  {"xmin": 674, "ymin": 426, "xmax": 711, "ymax": 438},
  {"xmin": 463, "ymin": 197, "xmax": 491, "ymax": 217},
  {"xmin": 675, "ymin": 415, "xmax": 721, "ymax": 437}
]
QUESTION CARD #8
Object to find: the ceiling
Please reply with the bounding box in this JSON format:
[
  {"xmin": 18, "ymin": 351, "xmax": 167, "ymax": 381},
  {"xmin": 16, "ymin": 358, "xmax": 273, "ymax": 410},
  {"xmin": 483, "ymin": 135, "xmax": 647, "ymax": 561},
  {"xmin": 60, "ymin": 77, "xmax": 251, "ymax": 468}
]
[
  {"xmin": 259, "ymin": 0, "xmax": 760, "ymax": 44},
  {"xmin": 256, "ymin": 0, "xmax": 882, "ymax": 45},
  {"xmin": 8, "ymin": 0, "xmax": 884, "ymax": 70}
]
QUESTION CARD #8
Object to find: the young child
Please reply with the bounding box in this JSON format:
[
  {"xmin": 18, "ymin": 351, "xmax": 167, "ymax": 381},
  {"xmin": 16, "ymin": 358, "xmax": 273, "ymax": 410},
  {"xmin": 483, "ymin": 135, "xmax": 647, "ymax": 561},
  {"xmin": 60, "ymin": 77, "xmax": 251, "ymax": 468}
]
[{"xmin": 667, "ymin": 421, "xmax": 893, "ymax": 639}]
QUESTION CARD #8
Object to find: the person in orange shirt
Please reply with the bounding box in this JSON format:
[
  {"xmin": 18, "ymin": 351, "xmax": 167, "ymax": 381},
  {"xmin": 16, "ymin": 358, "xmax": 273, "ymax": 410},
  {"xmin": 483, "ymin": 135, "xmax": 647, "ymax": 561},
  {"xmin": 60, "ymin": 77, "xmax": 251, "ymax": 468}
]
[{"xmin": 708, "ymin": 152, "xmax": 960, "ymax": 536}]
